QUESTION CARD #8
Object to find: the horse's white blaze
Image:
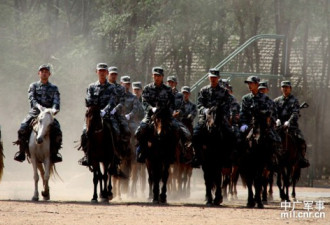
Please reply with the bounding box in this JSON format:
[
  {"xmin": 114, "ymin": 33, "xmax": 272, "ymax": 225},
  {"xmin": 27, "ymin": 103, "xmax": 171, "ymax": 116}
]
[{"xmin": 29, "ymin": 109, "xmax": 55, "ymax": 201}]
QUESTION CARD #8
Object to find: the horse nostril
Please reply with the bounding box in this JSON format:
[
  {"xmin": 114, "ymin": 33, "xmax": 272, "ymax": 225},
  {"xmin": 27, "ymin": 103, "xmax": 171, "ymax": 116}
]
[{"xmin": 37, "ymin": 137, "xmax": 43, "ymax": 144}]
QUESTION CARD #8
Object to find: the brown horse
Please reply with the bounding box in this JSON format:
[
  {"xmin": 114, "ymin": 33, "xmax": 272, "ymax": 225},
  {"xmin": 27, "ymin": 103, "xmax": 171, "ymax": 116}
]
[
  {"xmin": 85, "ymin": 106, "xmax": 114, "ymax": 202},
  {"xmin": 145, "ymin": 108, "xmax": 177, "ymax": 203},
  {"xmin": 276, "ymin": 126, "xmax": 301, "ymax": 201}
]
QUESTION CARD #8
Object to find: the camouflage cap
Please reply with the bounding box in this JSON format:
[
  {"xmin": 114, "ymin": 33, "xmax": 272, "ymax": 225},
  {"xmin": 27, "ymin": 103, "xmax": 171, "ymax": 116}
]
[
  {"xmin": 220, "ymin": 78, "xmax": 230, "ymax": 87},
  {"xmin": 108, "ymin": 66, "xmax": 118, "ymax": 74},
  {"xmin": 181, "ymin": 86, "xmax": 191, "ymax": 93},
  {"xmin": 96, "ymin": 63, "xmax": 108, "ymax": 71},
  {"xmin": 120, "ymin": 75, "xmax": 131, "ymax": 83},
  {"xmin": 258, "ymin": 81, "xmax": 269, "ymax": 89},
  {"xmin": 281, "ymin": 80, "xmax": 291, "ymax": 87},
  {"xmin": 244, "ymin": 76, "xmax": 260, "ymax": 83},
  {"xmin": 208, "ymin": 68, "xmax": 220, "ymax": 77},
  {"xmin": 167, "ymin": 75, "xmax": 177, "ymax": 83},
  {"xmin": 132, "ymin": 81, "xmax": 142, "ymax": 90},
  {"xmin": 38, "ymin": 64, "xmax": 50, "ymax": 71},
  {"xmin": 152, "ymin": 67, "xmax": 164, "ymax": 76}
]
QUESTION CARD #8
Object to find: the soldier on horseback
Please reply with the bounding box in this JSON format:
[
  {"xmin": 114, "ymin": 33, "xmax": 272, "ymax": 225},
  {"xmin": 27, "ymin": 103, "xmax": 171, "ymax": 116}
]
[
  {"xmin": 274, "ymin": 81, "xmax": 310, "ymax": 168},
  {"xmin": 166, "ymin": 76, "xmax": 193, "ymax": 151},
  {"xmin": 107, "ymin": 67, "xmax": 132, "ymax": 155},
  {"xmin": 132, "ymin": 81, "xmax": 144, "ymax": 121},
  {"xmin": 14, "ymin": 64, "xmax": 62, "ymax": 163},
  {"xmin": 79, "ymin": 63, "xmax": 116, "ymax": 166},
  {"xmin": 192, "ymin": 68, "xmax": 232, "ymax": 167},
  {"xmin": 135, "ymin": 67, "xmax": 178, "ymax": 163},
  {"xmin": 120, "ymin": 76, "xmax": 141, "ymax": 145}
]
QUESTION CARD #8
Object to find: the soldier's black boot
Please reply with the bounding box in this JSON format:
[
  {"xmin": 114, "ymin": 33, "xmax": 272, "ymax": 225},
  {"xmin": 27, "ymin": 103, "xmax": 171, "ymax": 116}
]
[
  {"xmin": 14, "ymin": 145, "xmax": 26, "ymax": 162},
  {"xmin": 50, "ymin": 134, "xmax": 62, "ymax": 163},
  {"xmin": 79, "ymin": 133, "xmax": 89, "ymax": 166},
  {"xmin": 13, "ymin": 133, "xmax": 28, "ymax": 162},
  {"xmin": 298, "ymin": 141, "xmax": 310, "ymax": 168}
]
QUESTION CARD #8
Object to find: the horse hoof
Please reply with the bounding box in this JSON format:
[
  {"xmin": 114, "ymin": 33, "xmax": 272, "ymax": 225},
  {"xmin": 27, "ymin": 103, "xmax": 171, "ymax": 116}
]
[
  {"xmin": 206, "ymin": 202, "xmax": 213, "ymax": 207},
  {"xmin": 257, "ymin": 202, "xmax": 264, "ymax": 209},
  {"xmin": 32, "ymin": 196, "xmax": 39, "ymax": 201},
  {"xmin": 91, "ymin": 199, "xmax": 98, "ymax": 203},
  {"xmin": 213, "ymin": 196, "xmax": 223, "ymax": 206},
  {"xmin": 152, "ymin": 199, "xmax": 159, "ymax": 204},
  {"xmin": 41, "ymin": 191, "xmax": 50, "ymax": 201},
  {"xmin": 246, "ymin": 201, "xmax": 255, "ymax": 208},
  {"xmin": 262, "ymin": 200, "xmax": 268, "ymax": 205}
]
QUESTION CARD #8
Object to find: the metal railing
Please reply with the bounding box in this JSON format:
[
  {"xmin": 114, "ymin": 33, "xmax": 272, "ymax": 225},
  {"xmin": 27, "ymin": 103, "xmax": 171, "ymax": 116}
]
[{"xmin": 190, "ymin": 34, "xmax": 287, "ymax": 93}]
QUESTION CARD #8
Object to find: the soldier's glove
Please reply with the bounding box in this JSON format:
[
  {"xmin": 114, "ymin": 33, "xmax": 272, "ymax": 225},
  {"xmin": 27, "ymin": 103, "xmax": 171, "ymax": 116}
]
[
  {"xmin": 204, "ymin": 108, "xmax": 210, "ymax": 115},
  {"xmin": 240, "ymin": 124, "xmax": 248, "ymax": 132},
  {"xmin": 36, "ymin": 104, "xmax": 45, "ymax": 112},
  {"xmin": 276, "ymin": 119, "xmax": 281, "ymax": 127},
  {"xmin": 125, "ymin": 114, "xmax": 130, "ymax": 120},
  {"xmin": 100, "ymin": 110, "xmax": 106, "ymax": 118},
  {"xmin": 284, "ymin": 121, "xmax": 290, "ymax": 128},
  {"xmin": 151, "ymin": 107, "xmax": 157, "ymax": 113},
  {"xmin": 110, "ymin": 108, "xmax": 116, "ymax": 115}
]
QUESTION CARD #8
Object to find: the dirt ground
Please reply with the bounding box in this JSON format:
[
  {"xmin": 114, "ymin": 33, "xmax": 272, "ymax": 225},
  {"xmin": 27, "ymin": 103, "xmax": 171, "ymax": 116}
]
[{"xmin": 0, "ymin": 185, "xmax": 329, "ymax": 225}]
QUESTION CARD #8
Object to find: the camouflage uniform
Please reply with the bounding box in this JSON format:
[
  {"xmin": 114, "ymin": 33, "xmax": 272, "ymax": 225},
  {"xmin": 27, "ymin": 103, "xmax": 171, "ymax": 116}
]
[
  {"xmin": 240, "ymin": 92, "xmax": 274, "ymax": 130},
  {"xmin": 15, "ymin": 80, "xmax": 62, "ymax": 162},
  {"xmin": 274, "ymin": 93, "xmax": 308, "ymax": 167},
  {"xmin": 109, "ymin": 82, "xmax": 131, "ymax": 152},
  {"xmin": 122, "ymin": 90, "xmax": 141, "ymax": 141}
]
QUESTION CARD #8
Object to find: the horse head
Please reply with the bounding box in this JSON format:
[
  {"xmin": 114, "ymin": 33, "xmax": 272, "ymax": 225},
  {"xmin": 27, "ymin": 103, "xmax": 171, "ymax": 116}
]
[
  {"xmin": 152, "ymin": 107, "xmax": 171, "ymax": 135},
  {"xmin": 35, "ymin": 108, "xmax": 54, "ymax": 144},
  {"xmin": 85, "ymin": 106, "xmax": 103, "ymax": 135}
]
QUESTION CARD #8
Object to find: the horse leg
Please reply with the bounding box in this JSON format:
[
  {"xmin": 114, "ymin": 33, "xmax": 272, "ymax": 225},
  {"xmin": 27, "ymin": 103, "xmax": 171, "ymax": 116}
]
[
  {"xmin": 152, "ymin": 162, "xmax": 161, "ymax": 204},
  {"xmin": 291, "ymin": 168, "xmax": 300, "ymax": 201},
  {"xmin": 160, "ymin": 163, "xmax": 170, "ymax": 204},
  {"xmin": 130, "ymin": 162, "xmax": 138, "ymax": 197},
  {"xmin": 246, "ymin": 178, "xmax": 255, "ymax": 208},
  {"xmin": 92, "ymin": 169, "xmax": 99, "ymax": 202},
  {"xmin": 214, "ymin": 169, "xmax": 223, "ymax": 206},
  {"xmin": 254, "ymin": 172, "xmax": 264, "ymax": 208},
  {"xmin": 268, "ymin": 171, "xmax": 274, "ymax": 201},
  {"xmin": 141, "ymin": 164, "xmax": 147, "ymax": 194},
  {"xmin": 31, "ymin": 157, "xmax": 39, "ymax": 201},
  {"xmin": 186, "ymin": 167, "xmax": 192, "ymax": 198},
  {"xmin": 222, "ymin": 174, "xmax": 230, "ymax": 201},
  {"xmin": 39, "ymin": 161, "xmax": 50, "ymax": 201},
  {"xmin": 108, "ymin": 173, "xmax": 113, "ymax": 201},
  {"xmin": 203, "ymin": 165, "xmax": 213, "ymax": 206}
]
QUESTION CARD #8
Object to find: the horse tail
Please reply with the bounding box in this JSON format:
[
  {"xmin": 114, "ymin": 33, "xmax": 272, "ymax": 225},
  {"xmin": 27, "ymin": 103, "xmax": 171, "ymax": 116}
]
[
  {"xmin": 0, "ymin": 141, "xmax": 4, "ymax": 182},
  {"xmin": 49, "ymin": 163, "xmax": 63, "ymax": 181}
]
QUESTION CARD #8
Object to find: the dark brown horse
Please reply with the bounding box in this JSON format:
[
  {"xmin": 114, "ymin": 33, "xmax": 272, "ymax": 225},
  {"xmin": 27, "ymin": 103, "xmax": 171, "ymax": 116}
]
[
  {"xmin": 85, "ymin": 106, "xmax": 114, "ymax": 202},
  {"xmin": 238, "ymin": 117, "xmax": 274, "ymax": 208},
  {"xmin": 145, "ymin": 108, "xmax": 177, "ymax": 204},
  {"xmin": 276, "ymin": 126, "xmax": 301, "ymax": 201}
]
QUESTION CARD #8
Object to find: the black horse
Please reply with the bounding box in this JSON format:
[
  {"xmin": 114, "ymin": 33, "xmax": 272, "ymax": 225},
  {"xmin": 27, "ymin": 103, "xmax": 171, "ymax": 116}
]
[
  {"xmin": 85, "ymin": 106, "xmax": 115, "ymax": 202},
  {"xmin": 238, "ymin": 117, "xmax": 274, "ymax": 208},
  {"xmin": 145, "ymin": 108, "xmax": 177, "ymax": 204},
  {"xmin": 200, "ymin": 106, "xmax": 230, "ymax": 206}
]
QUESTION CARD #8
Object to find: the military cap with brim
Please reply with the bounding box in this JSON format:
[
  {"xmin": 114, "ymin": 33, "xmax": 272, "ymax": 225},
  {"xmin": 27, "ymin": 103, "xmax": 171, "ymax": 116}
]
[
  {"xmin": 96, "ymin": 63, "xmax": 108, "ymax": 70},
  {"xmin": 152, "ymin": 67, "xmax": 164, "ymax": 76},
  {"xmin": 258, "ymin": 81, "xmax": 269, "ymax": 89},
  {"xmin": 39, "ymin": 64, "xmax": 50, "ymax": 71},
  {"xmin": 132, "ymin": 81, "xmax": 142, "ymax": 90},
  {"xmin": 208, "ymin": 68, "xmax": 220, "ymax": 77},
  {"xmin": 120, "ymin": 75, "xmax": 131, "ymax": 83},
  {"xmin": 221, "ymin": 78, "xmax": 229, "ymax": 87},
  {"xmin": 167, "ymin": 76, "xmax": 177, "ymax": 82},
  {"xmin": 181, "ymin": 86, "xmax": 191, "ymax": 93},
  {"xmin": 108, "ymin": 66, "xmax": 118, "ymax": 74},
  {"xmin": 281, "ymin": 80, "xmax": 291, "ymax": 87},
  {"xmin": 244, "ymin": 76, "xmax": 260, "ymax": 83}
]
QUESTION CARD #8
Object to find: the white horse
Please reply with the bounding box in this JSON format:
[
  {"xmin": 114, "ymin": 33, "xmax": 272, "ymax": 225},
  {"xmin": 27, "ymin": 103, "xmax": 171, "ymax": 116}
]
[{"xmin": 29, "ymin": 108, "xmax": 57, "ymax": 201}]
